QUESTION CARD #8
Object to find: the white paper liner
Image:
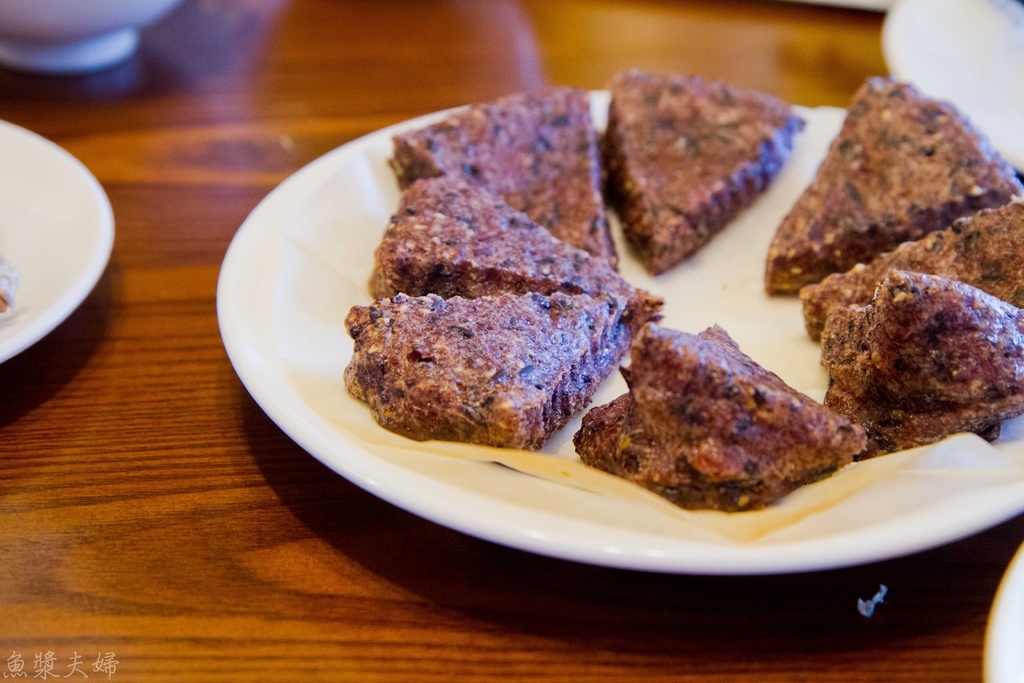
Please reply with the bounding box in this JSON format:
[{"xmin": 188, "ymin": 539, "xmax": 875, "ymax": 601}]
[{"xmin": 271, "ymin": 100, "xmax": 1024, "ymax": 545}]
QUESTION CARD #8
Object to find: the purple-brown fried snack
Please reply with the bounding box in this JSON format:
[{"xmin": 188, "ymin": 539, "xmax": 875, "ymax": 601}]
[
  {"xmin": 574, "ymin": 324, "xmax": 866, "ymax": 511},
  {"xmin": 604, "ymin": 69, "xmax": 804, "ymax": 275},
  {"xmin": 345, "ymin": 291, "xmax": 631, "ymax": 450},
  {"xmin": 371, "ymin": 176, "xmax": 662, "ymax": 335},
  {"xmin": 390, "ymin": 87, "xmax": 616, "ymax": 265},
  {"xmin": 822, "ymin": 270, "xmax": 1024, "ymax": 457},
  {"xmin": 801, "ymin": 201, "xmax": 1024, "ymax": 341},
  {"xmin": 766, "ymin": 77, "xmax": 1023, "ymax": 294}
]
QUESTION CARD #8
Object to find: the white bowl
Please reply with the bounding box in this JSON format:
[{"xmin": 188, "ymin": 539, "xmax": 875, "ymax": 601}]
[{"xmin": 0, "ymin": 0, "xmax": 185, "ymax": 75}]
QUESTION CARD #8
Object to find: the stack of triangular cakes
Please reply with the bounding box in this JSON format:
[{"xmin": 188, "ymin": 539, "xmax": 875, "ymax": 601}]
[
  {"xmin": 353, "ymin": 86, "xmax": 663, "ymax": 451},
  {"xmin": 349, "ymin": 74, "xmax": 813, "ymax": 459},
  {"xmin": 763, "ymin": 77, "xmax": 1024, "ymax": 459},
  {"xmin": 343, "ymin": 70, "xmax": 1024, "ymax": 511}
]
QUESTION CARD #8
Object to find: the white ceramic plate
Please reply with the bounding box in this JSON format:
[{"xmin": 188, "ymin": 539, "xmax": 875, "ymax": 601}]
[
  {"xmin": 780, "ymin": 0, "xmax": 892, "ymax": 10},
  {"xmin": 0, "ymin": 120, "xmax": 114, "ymax": 363},
  {"xmin": 986, "ymin": 539, "xmax": 1024, "ymax": 683},
  {"xmin": 884, "ymin": 0, "xmax": 1024, "ymax": 171},
  {"xmin": 218, "ymin": 94, "xmax": 1024, "ymax": 575}
]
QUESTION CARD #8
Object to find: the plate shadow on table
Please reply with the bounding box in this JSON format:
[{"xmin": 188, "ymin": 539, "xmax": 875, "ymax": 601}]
[
  {"xmin": 0, "ymin": 268, "xmax": 113, "ymax": 495},
  {"xmin": 242, "ymin": 386, "xmax": 1024, "ymax": 664},
  {"xmin": 0, "ymin": 266, "xmax": 114, "ymax": 432}
]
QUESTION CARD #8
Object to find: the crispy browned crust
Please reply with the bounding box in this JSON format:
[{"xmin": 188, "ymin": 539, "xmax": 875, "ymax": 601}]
[
  {"xmin": 574, "ymin": 324, "xmax": 866, "ymax": 511},
  {"xmin": 371, "ymin": 176, "xmax": 662, "ymax": 336},
  {"xmin": 603, "ymin": 69, "xmax": 804, "ymax": 275},
  {"xmin": 766, "ymin": 77, "xmax": 1023, "ymax": 294},
  {"xmin": 822, "ymin": 270, "xmax": 1024, "ymax": 457},
  {"xmin": 389, "ymin": 87, "xmax": 617, "ymax": 266},
  {"xmin": 801, "ymin": 201, "xmax": 1024, "ymax": 340},
  {"xmin": 344, "ymin": 291, "xmax": 631, "ymax": 450}
]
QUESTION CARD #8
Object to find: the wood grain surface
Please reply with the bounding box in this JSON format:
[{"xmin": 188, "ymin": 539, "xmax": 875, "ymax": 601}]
[{"xmin": 1, "ymin": 1, "xmax": 1020, "ymax": 681}]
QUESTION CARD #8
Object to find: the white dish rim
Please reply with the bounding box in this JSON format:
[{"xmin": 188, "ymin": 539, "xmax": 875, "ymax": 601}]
[{"xmin": 0, "ymin": 119, "xmax": 114, "ymax": 364}]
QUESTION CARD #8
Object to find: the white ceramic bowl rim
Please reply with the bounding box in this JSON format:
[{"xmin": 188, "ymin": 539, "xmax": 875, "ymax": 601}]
[{"xmin": 0, "ymin": 0, "xmax": 184, "ymax": 42}]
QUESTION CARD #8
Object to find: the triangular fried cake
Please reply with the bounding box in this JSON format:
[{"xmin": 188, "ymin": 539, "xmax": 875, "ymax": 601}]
[
  {"xmin": 371, "ymin": 176, "xmax": 662, "ymax": 335},
  {"xmin": 766, "ymin": 77, "xmax": 1022, "ymax": 294},
  {"xmin": 345, "ymin": 291, "xmax": 631, "ymax": 450},
  {"xmin": 574, "ymin": 323, "xmax": 866, "ymax": 511},
  {"xmin": 802, "ymin": 201, "xmax": 1024, "ymax": 340},
  {"xmin": 822, "ymin": 270, "xmax": 1024, "ymax": 457},
  {"xmin": 603, "ymin": 69, "xmax": 804, "ymax": 275},
  {"xmin": 390, "ymin": 87, "xmax": 616, "ymax": 265}
]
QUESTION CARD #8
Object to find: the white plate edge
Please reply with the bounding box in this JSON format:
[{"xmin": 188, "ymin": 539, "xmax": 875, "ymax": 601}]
[
  {"xmin": 0, "ymin": 119, "xmax": 115, "ymax": 364},
  {"xmin": 985, "ymin": 538, "xmax": 1024, "ymax": 683}
]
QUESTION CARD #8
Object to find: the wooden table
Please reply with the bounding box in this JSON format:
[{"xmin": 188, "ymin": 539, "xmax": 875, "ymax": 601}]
[{"xmin": 2, "ymin": 1, "xmax": 1020, "ymax": 680}]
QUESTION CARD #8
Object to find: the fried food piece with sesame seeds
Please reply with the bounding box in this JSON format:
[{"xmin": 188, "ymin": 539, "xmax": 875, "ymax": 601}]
[
  {"xmin": 822, "ymin": 270, "xmax": 1024, "ymax": 457},
  {"xmin": 604, "ymin": 69, "xmax": 804, "ymax": 275},
  {"xmin": 766, "ymin": 77, "xmax": 1022, "ymax": 294},
  {"xmin": 574, "ymin": 323, "xmax": 866, "ymax": 511},
  {"xmin": 390, "ymin": 87, "xmax": 616, "ymax": 265},
  {"xmin": 371, "ymin": 176, "xmax": 661, "ymax": 335},
  {"xmin": 345, "ymin": 291, "xmax": 631, "ymax": 450},
  {"xmin": 801, "ymin": 201, "xmax": 1024, "ymax": 341}
]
